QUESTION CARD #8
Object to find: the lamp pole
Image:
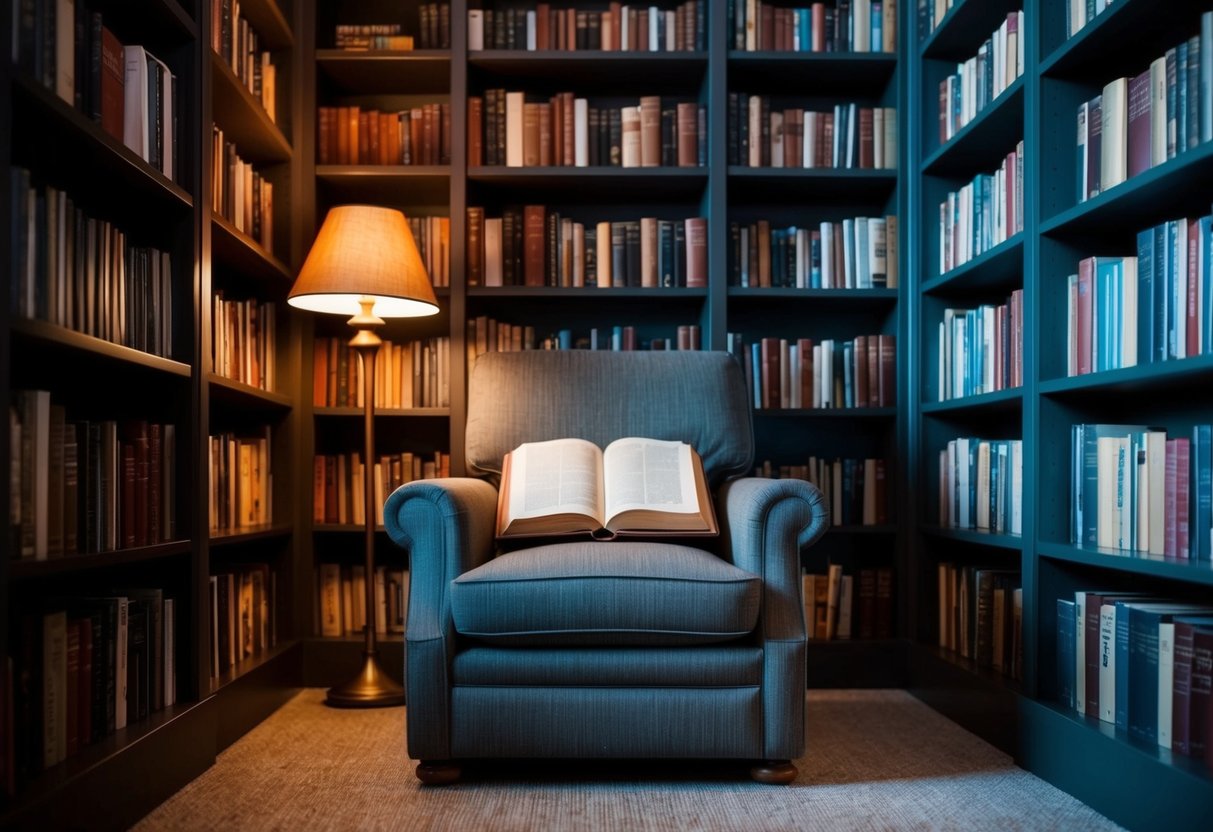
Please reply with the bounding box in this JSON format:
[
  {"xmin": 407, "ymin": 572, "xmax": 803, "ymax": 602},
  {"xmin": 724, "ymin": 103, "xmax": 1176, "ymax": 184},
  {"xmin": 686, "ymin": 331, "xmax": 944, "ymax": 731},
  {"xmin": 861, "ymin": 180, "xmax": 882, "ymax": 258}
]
[{"xmin": 325, "ymin": 298, "xmax": 405, "ymax": 708}]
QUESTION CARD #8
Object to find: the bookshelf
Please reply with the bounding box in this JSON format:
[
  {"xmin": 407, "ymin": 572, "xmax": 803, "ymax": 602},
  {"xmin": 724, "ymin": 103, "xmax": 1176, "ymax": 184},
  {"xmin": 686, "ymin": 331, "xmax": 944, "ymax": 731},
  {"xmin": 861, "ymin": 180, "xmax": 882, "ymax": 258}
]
[
  {"xmin": 909, "ymin": 0, "xmax": 1213, "ymax": 827},
  {"xmin": 0, "ymin": 0, "xmax": 303, "ymax": 825}
]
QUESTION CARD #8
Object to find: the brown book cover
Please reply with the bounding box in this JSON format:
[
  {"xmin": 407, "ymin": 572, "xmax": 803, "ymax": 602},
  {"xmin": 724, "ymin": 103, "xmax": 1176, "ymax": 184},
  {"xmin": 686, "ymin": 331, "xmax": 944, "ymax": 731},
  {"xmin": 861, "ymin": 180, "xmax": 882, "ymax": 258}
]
[
  {"xmin": 100, "ymin": 26, "xmax": 125, "ymax": 142},
  {"xmin": 537, "ymin": 3, "xmax": 551, "ymax": 49},
  {"xmin": 798, "ymin": 338, "xmax": 814, "ymax": 407},
  {"xmin": 639, "ymin": 96, "xmax": 661, "ymax": 167},
  {"xmin": 523, "ymin": 205, "xmax": 547, "ymax": 286},
  {"xmin": 757, "ymin": 220, "xmax": 771, "ymax": 287},
  {"xmin": 760, "ymin": 4, "xmax": 774, "ymax": 50},
  {"xmin": 538, "ymin": 104, "xmax": 552, "ymax": 165},
  {"xmin": 550, "ymin": 95, "xmax": 563, "ymax": 165},
  {"xmin": 318, "ymin": 107, "xmax": 332, "ymax": 164},
  {"xmin": 855, "ymin": 335, "xmax": 869, "ymax": 408},
  {"xmin": 859, "ymin": 107, "xmax": 874, "ymax": 169},
  {"xmin": 358, "ymin": 111, "xmax": 370, "ymax": 164},
  {"xmin": 313, "ymin": 338, "xmax": 328, "ymax": 406},
  {"xmin": 676, "ymin": 102, "xmax": 697, "ymax": 167},
  {"xmin": 378, "ymin": 112, "xmax": 393, "ymax": 165},
  {"xmin": 561, "ymin": 92, "xmax": 575, "ymax": 165},
  {"xmin": 685, "ymin": 217, "xmax": 707, "ymax": 287},
  {"xmin": 877, "ymin": 335, "xmax": 895, "ymax": 406},
  {"xmin": 367, "ymin": 111, "xmax": 380, "ymax": 165},
  {"xmin": 148, "ymin": 423, "xmax": 161, "ymax": 543},
  {"xmin": 567, "ymin": 6, "xmax": 577, "ymax": 50},
  {"xmin": 410, "ymin": 108, "xmax": 424, "ymax": 166},
  {"xmin": 523, "ymin": 102, "xmax": 541, "ymax": 166},
  {"xmin": 467, "ymin": 96, "xmax": 483, "ymax": 166},
  {"xmin": 867, "ymin": 337, "xmax": 880, "ymax": 406},
  {"xmin": 760, "ymin": 337, "xmax": 780, "ymax": 409},
  {"xmin": 466, "ymin": 207, "xmax": 484, "ymax": 286}
]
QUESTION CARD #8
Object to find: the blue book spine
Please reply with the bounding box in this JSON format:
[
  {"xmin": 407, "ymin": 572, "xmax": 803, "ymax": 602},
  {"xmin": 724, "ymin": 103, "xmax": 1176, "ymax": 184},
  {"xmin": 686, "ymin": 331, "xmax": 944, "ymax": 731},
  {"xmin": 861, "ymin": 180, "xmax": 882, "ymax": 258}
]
[
  {"xmin": 557, "ymin": 329, "xmax": 572, "ymax": 350},
  {"xmin": 1202, "ymin": 215, "xmax": 1212, "ymax": 355},
  {"xmin": 1163, "ymin": 222, "xmax": 1176, "ymax": 360},
  {"xmin": 1188, "ymin": 36, "xmax": 1201, "ymax": 150},
  {"xmin": 1194, "ymin": 424, "xmax": 1212, "ymax": 561},
  {"xmin": 801, "ymin": 11, "xmax": 810, "ymax": 53},
  {"xmin": 1203, "ymin": 13, "xmax": 1213, "ymax": 143},
  {"xmin": 1137, "ymin": 228, "xmax": 1155, "ymax": 364},
  {"xmin": 1115, "ymin": 600, "xmax": 1132, "ymax": 729},
  {"xmin": 1179, "ymin": 42, "xmax": 1190, "ymax": 153},
  {"xmin": 750, "ymin": 343, "xmax": 761, "ymax": 409},
  {"xmin": 872, "ymin": 5, "xmax": 882, "ymax": 53},
  {"xmin": 1058, "ymin": 600, "xmax": 1077, "ymax": 709},
  {"xmin": 1127, "ymin": 606, "xmax": 1162, "ymax": 742}
]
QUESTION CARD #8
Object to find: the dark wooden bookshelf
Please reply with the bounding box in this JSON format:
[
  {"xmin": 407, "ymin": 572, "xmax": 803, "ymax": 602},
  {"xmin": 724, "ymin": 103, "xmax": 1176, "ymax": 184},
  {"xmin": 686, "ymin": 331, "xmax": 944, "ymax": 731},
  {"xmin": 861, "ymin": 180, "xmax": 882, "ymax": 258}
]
[
  {"xmin": 920, "ymin": 387, "xmax": 1024, "ymax": 415},
  {"xmin": 469, "ymin": 50, "xmax": 707, "ymax": 86},
  {"xmin": 921, "ymin": 78, "xmax": 1025, "ymax": 176},
  {"xmin": 920, "ymin": 0, "xmax": 1023, "ymax": 60},
  {"xmin": 1038, "ymin": 354, "xmax": 1213, "ymax": 395},
  {"xmin": 920, "ymin": 234, "xmax": 1024, "ymax": 294},
  {"xmin": 469, "ymin": 286, "xmax": 708, "ymax": 298},
  {"xmin": 10, "ymin": 318, "xmax": 193, "ymax": 377},
  {"xmin": 7, "ymin": 541, "xmax": 194, "ymax": 580},
  {"xmin": 211, "ymin": 213, "xmax": 294, "ymax": 285},
  {"xmin": 313, "ymin": 406, "xmax": 451, "ymax": 418},
  {"xmin": 728, "ymin": 51, "xmax": 896, "ymax": 92},
  {"xmin": 1037, "ymin": 542, "xmax": 1213, "ymax": 586},
  {"xmin": 209, "ymin": 523, "xmax": 295, "ymax": 546},
  {"xmin": 727, "ymin": 287, "xmax": 900, "ymax": 304},
  {"xmin": 317, "ymin": 49, "xmax": 452, "ymax": 92},
  {"xmin": 315, "ymin": 165, "xmax": 452, "ymax": 203},
  {"xmin": 918, "ymin": 525, "xmax": 1025, "ymax": 551},
  {"xmin": 210, "ymin": 50, "xmax": 292, "ymax": 163}
]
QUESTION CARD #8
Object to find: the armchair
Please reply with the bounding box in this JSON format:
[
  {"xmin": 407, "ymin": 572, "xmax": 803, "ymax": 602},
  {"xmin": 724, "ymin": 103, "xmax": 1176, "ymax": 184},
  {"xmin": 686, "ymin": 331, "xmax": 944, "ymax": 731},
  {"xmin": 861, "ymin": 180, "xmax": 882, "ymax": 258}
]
[{"xmin": 384, "ymin": 350, "xmax": 829, "ymax": 784}]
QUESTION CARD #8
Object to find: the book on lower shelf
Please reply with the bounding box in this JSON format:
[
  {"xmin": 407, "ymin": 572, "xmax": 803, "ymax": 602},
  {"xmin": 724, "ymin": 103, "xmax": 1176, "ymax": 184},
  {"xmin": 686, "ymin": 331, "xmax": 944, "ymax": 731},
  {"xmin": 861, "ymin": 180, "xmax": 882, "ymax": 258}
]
[
  {"xmin": 1056, "ymin": 591, "xmax": 1213, "ymax": 758},
  {"xmin": 317, "ymin": 104, "xmax": 451, "ymax": 166},
  {"xmin": 469, "ymin": 2, "xmax": 707, "ymax": 52},
  {"xmin": 330, "ymin": 3, "xmax": 449, "ymax": 50},
  {"xmin": 937, "ymin": 141, "xmax": 1023, "ymax": 275},
  {"xmin": 803, "ymin": 565, "xmax": 894, "ymax": 641},
  {"xmin": 315, "ymin": 564, "xmax": 408, "ymax": 638},
  {"xmin": 209, "ymin": 564, "xmax": 277, "ymax": 681},
  {"xmin": 937, "ymin": 563, "xmax": 1021, "ymax": 679},
  {"xmin": 312, "ymin": 335, "xmax": 450, "ymax": 409},
  {"xmin": 212, "ymin": 127, "xmax": 275, "ymax": 255},
  {"xmin": 937, "ymin": 291, "xmax": 1024, "ymax": 400},
  {"xmin": 466, "ymin": 316, "xmax": 702, "ymax": 359},
  {"xmin": 731, "ymin": 0, "xmax": 896, "ymax": 53},
  {"xmin": 496, "ymin": 436, "xmax": 716, "ymax": 540},
  {"xmin": 937, "ymin": 13, "xmax": 1023, "ymax": 145},
  {"xmin": 5, "ymin": 590, "xmax": 177, "ymax": 777},
  {"xmin": 210, "ymin": 0, "xmax": 277, "ymax": 122},
  {"xmin": 727, "ymin": 95, "xmax": 897, "ymax": 170},
  {"xmin": 726, "ymin": 332, "xmax": 895, "ymax": 410},
  {"xmin": 11, "ymin": 390, "xmax": 177, "ymax": 559},
  {"xmin": 755, "ymin": 456, "xmax": 889, "ymax": 526},
  {"xmin": 208, "ymin": 428, "xmax": 273, "ymax": 534},
  {"xmin": 212, "ymin": 293, "xmax": 276, "ymax": 391}
]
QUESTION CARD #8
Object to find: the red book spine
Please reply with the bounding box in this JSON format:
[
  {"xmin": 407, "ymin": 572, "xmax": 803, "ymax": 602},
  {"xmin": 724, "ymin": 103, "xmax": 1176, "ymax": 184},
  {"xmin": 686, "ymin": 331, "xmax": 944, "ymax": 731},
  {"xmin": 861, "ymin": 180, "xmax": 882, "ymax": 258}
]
[
  {"xmin": 1166, "ymin": 438, "xmax": 1180, "ymax": 557},
  {"xmin": 1173, "ymin": 621, "xmax": 1197, "ymax": 755},
  {"xmin": 1188, "ymin": 218, "xmax": 1200, "ymax": 358},
  {"xmin": 760, "ymin": 337, "xmax": 780, "ymax": 409},
  {"xmin": 854, "ymin": 335, "xmax": 869, "ymax": 407},
  {"xmin": 1191, "ymin": 628, "xmax": 1213, "ymax": 758},
  {"xmin": 878, "ymin": 335, "xmax": 895, "ymax": 407},
  {"xmin": 1177, "ymin": 437, "xmax": 1191, "ymax": 558},
  {"xmin": 1076, "ymin": 257, "xmax": 1094, "ymax": 375}
]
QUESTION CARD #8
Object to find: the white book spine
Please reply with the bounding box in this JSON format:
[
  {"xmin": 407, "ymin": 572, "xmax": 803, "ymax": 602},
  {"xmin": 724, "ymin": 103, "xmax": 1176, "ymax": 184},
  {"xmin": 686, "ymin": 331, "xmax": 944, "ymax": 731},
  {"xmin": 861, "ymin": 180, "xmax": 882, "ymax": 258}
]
[{"xmin": 468, "ymin": 10, "xmax": 484, "ymax": 51}]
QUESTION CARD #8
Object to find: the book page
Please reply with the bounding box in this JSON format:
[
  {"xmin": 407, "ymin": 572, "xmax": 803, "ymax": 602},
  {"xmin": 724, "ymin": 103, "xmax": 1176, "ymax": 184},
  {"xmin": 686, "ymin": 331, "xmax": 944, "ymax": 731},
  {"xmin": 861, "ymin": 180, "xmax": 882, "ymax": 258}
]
[
  {"xmin": 602, "ymin": 437, "xmax": 699, "ymax": 520},
  {"xmin": 506, "ymin": 438, "xmax": 604, "ymax": 523}
]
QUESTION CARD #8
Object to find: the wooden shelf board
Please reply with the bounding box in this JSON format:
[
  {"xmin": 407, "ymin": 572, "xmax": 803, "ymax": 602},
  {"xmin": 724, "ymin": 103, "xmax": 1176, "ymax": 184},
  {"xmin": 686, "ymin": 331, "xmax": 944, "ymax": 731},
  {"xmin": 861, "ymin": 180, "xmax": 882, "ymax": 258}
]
[
  {"xmin": 1039, "ymin": 354, "xmax": 1213, "ymax": 398},
  {"xmin": 921, "ymin": 78, "xmax": 1024, "ymax": 177},
  {"xmin": 468, "ymin": 286, "xmax": 707, "ymax": 298},
  {"xmin": 469, "ymin": 50, "xmax": 706, "ymax": 86},
  {"xmin": 210, "ymin": 213, "xmax": 292, "ymax": 284},
  {"xmin": 211, "ymin": 51, "xmax": 291, "ymax": 163},
  {"xmin": 208, "ymin": 374, "xmax": 294, "ymax": 410},
  {"xmin": 315, "ymin": 166, "xmax": 452, "ymax": 203},
  {"xmin": 209, "ymin": 640, "xmax": 300, "ymax": 694},
  {"xmin": 727, "ymin": 166, "xmax": 897, "ymax": 202},
  {"xmin": 317, "ymin": 50, "xmax": 451, "ymax": 93},
  {"xmin": 728, "ymin": 51, "xmax": 896, "ymax": 93},
  {"xmin": 313, "ymin": 406, "xmax": 451, "ymax": 417},
  {"xmin": 921, "ymin": 387, "xmax": 1023, "ymax": 415},
  {"xmin": 920, "ymin": 0, "xmax": 1024, "ymax": 61},
  {"xmin": 918, "ymin": 525, "xmax": 1024, "ymax": 550},
  {"xmin": 752, "ymin": 407, "xmax": 897, "ymax": 418},
  {"xmin": 8, "ymin": 540, "xmax": 192, "ymax": 580},
  {"xmin": 828, "ymin": 524, "xmax": 898, "ymax": 535},
  {"xmin": 1037, "ymin": 541, "xmax": 1213, "ymax": 587},
  {"xmin": 235, "ymin": 0, "xmax": 294, "ymax": 50},
  {"xmin": 209, "ymin": 523, "xmax": 294, "ymax": 547},
  {"xmin": 728, "ymin": 287, "xmax": 899, "ymax": 302},
  {"xmin": 10, "ymin": 318, "xmax": 191, "ymax": 377},
  {"xmin": 921, "ymin": 234, "xmax": 1024, "ymax": 296}
]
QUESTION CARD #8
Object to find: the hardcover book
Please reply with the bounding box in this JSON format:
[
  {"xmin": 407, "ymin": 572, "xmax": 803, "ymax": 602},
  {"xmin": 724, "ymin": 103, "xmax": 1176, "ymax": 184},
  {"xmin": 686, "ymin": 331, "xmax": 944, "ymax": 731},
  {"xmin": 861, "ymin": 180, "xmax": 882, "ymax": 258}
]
[{"xmin": 495, "ymin": 437, "xmax": 716, "ymax": 540}]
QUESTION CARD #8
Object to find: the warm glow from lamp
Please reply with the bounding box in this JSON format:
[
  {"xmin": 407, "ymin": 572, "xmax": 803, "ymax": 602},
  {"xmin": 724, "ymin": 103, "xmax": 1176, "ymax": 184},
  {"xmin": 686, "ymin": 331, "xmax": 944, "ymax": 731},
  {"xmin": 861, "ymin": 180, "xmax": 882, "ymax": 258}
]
[{"xmin": 287, "ymin": 205, "xmax": 439, "ymax": 319}]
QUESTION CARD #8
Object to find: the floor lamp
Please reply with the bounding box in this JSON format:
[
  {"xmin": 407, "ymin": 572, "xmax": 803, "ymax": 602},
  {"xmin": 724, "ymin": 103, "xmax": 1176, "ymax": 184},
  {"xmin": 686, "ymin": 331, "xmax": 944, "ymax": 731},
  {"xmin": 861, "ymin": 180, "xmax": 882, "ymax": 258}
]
[{"xmin": 288, "ymin": 205, "xmax": 439, "ymax": 707}]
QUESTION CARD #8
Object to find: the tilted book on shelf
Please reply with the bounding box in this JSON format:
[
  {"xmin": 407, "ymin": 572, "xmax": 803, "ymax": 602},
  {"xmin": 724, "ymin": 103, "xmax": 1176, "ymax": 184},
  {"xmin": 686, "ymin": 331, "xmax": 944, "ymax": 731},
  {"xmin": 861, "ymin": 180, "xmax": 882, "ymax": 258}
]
[{"xmin": 496, "ymin": 437, "xmax": 716, "ymax": 540}]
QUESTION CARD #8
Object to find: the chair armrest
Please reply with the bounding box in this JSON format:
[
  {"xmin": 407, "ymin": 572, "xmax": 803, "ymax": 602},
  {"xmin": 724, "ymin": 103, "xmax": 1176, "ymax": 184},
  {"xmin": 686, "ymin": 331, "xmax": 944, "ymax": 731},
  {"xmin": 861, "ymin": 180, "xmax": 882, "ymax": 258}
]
[
  {"xmin": 716, "ymin": 477, "xmax": 829, "ymax": 639},
  {"xmin": 383, "ymin": 477, "xmax": 500, "ymax": 642}
]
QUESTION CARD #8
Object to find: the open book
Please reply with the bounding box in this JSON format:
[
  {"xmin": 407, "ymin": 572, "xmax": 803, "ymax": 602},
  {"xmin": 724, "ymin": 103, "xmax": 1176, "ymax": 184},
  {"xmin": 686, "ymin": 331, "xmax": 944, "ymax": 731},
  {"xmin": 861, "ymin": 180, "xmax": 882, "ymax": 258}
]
[{"xmin": 496, "ymin": 437, "xmax": 717, "ymax": 540}]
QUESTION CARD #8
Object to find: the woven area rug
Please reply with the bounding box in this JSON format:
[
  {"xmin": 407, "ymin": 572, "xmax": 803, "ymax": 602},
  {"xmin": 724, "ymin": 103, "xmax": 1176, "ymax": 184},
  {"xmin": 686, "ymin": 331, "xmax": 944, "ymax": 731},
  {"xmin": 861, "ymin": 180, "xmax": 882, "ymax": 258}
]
[{"xmin": 134, "ymin": 688, "xmax": 1122, "ymax": 831}]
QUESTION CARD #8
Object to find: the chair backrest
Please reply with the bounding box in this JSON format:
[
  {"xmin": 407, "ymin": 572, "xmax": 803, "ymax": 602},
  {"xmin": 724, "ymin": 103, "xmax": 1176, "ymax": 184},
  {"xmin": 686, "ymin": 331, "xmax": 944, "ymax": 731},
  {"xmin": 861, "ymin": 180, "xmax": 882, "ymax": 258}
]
[{"xmin": 465, "ymin": 350, "xmax": 754, "ymax": 487}]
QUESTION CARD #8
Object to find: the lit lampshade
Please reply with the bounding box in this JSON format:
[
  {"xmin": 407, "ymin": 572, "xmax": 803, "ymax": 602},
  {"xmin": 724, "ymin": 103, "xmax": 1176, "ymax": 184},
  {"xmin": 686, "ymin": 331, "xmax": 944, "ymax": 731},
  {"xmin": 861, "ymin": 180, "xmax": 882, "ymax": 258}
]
[{"xmin": 288, "ymin": 205, "xmax": 439, "ymax": 318}]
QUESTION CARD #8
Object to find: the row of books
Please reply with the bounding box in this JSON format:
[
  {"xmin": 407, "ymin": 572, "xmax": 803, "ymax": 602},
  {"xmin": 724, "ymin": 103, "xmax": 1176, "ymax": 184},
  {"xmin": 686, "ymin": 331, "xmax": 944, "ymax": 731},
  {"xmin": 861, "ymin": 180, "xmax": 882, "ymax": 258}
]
[
  {"xmin": 728, "ymin": 97, "xmax": 897, "ymax": 170},
  {"xmin": 209, "ymin": 565, "xmax": 276, "ymax": 680},
  {"xmin": 938, "ymin": 12, "xmax": 1023, "ymax": 145},
  {"xmin": 470, "ymin": 91, "xmax": 706, "ymax": 168},
  {"xmin": 728, "ymin": 216, "xmax": 898, "ymax": 289},
  {"xmin": 1057, "ymin": 593, "xmax": 1213, "ymax": 758},
  {"xmin": 915, "ymin": 0, "xmax": 955, "ymax": 43},
  {"xmin": 312, "ymin": 335, "xmax": 451, "ymax": 410},
  {"xmin": 937, "ymin": 291, "xmax": 1025, "ymax": 401},
  {"xmin": 11, "ymin": 168, "xmax": 175, "ymax": 359},
  {"xmin": 730, "ymin": 0, "xmax": 897, "ymax": 53},
  {"xmin": 938, "ymin": 437, "xmax": 1024, "ymax": 535},
  {"xmin": 209, "ymin": 0, "xmax": 276, "ymax": 123},
  {"xmin": 11, "ymin": 391, "xmax": 177, "ymax": 559},
  {"xmin": 15, "ymin": 6, "xmax": 177, "ymax": 180},
  {"xmin": 212, "ymin": 293, "xmax": 276, "ymax": 392},
  {"xmin": 728, "ymin": 334, "xmax": 897, "ymax": 410},
  {"xmin": 333, "ymin": 23, "xmax": 414, "ymax": 51},
  {"xmin": 316, "ymin": 565, "xmax": 408, "ymax": 639},
  {"xmin": 938, "ymin": 140, "xmax": 1023, "ymax": 275},
  {"xmin": 469, "ymin": 2, "xmax": 706, "ymax": 52},
  {"xmin": 937, "ymin": 563, "xmax": 1022, "ymax": 679},
  {"xmin": 1067, "ymin": 217, "xmax": 1213, "ymax": 375},
  {"xmin": 208, "ymin": 428, "xmax": 272, "ymax": 534},
  {"xmin": 758, "ymin": 457, "xmax": 889, "ymax": 527},
  {"xmin": 803, "ymin": 566, "xmax": 895, "ymax": 641},
  {"xmin": 1069, "ymin": 424, "xmax": 1213, "ymax": 560},
  {"xmin": 466, "ymin": 316, "xmax": 701, "ymax": 358},
  {"xmin": 466, "ymin": 208, "xmax": 708, "ymax": 288},
  {"xmin": 8, "ymin": 591, "xmax": 176, "ymax": 777},
  {"xmin": 409, "ymin": 215, "xmax": 451, "ymax": 289},
  {"xmin": 316, "ymin": 104, "xmax": 451, "ymax": 167},
  {"xmin": 1078, "ymin": 17, "xmax": 1213, "ymax": 203},
  {"xmin": 211, "ymin": 127, "xmax": 274, "ymax": 255},
  {"xmin": 312, "ymin": 451, "xmax": 450, "ymax": 527},
  {"xmin": 1066, "ymin": 0, "xmax": 1127, "ymax": 40}
]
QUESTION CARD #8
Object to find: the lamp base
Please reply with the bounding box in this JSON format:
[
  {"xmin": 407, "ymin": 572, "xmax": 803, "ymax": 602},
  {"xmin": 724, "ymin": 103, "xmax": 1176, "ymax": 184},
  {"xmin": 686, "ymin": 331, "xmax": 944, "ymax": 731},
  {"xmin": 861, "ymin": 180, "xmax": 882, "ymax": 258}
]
[{"xmin": 325, "ymin": 652, "xmax": 405, "ymax": 708}]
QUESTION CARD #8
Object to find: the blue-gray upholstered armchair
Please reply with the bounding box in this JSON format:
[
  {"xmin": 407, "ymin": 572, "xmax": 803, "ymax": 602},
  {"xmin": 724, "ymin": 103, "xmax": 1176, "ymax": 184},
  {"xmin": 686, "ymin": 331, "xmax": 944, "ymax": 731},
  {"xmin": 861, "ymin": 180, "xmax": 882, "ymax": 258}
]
[{"xmin": 383, "ymin": 350, "xmax": 829, "ymax": 784}]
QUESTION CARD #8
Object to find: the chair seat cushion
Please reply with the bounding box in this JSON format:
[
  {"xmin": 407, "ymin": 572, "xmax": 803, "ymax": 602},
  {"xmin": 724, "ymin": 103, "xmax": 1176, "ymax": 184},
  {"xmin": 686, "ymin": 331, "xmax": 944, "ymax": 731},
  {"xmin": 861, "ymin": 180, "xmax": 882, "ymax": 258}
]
[{"xmin": 450, "ymin": 542, "xmax": 761, "ymax": 646}]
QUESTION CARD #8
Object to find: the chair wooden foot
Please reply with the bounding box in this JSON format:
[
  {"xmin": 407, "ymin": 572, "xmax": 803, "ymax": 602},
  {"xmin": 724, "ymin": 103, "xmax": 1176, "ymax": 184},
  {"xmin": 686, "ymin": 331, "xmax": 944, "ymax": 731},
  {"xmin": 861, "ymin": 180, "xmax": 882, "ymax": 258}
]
[
  {"xmin": 750, "ymin": 760, "xmax": 798, "ymax": 784},
  {"xmin": 416, "ymin": 761, "xmax": 461, "ymax": 785}
]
